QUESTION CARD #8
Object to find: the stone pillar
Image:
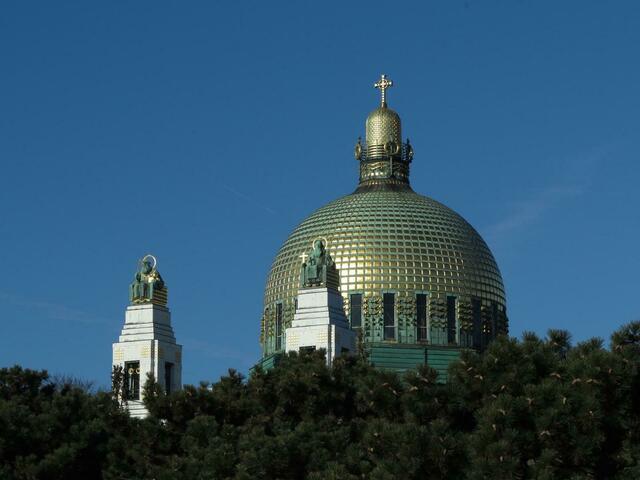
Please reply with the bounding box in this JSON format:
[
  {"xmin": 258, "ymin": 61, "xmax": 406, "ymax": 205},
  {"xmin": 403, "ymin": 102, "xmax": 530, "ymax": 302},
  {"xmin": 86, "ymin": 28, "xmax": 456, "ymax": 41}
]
[
  {"xmin": 112, "ymin": 304, "xmax": 182, "ymax": 418},
  {"xmin": 285, "ymin": 286, "xmax": 356, "ymax": 366}
]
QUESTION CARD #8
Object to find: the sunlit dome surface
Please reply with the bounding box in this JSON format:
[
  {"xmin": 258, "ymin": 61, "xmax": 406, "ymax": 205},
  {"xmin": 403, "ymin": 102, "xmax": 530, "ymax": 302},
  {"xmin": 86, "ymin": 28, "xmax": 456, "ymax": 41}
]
[{"xmin": 260, "ymin": 76, "xmax": 507, "ymax": 356}]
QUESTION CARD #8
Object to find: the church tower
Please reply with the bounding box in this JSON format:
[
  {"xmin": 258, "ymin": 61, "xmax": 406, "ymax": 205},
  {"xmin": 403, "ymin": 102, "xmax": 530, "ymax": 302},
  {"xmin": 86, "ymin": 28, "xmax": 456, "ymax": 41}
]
[
  {"xmin": 112, "ymin": 255, "xmax": 182, "ymax": 418},
  {"xmin": 284, "ymin": 239, "xmax": 356, "ymax": 365}
]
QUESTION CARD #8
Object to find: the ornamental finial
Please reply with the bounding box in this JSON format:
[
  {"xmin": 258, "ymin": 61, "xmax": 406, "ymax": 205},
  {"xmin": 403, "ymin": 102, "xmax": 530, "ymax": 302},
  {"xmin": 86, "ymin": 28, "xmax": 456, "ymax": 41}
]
[
  {"xmin": 374, "ymin": 74, "xmax": 393, "ymax": 107},
  {"xmin": 129, "ymin": 254, "xmax": 168, "ymax": 306}
]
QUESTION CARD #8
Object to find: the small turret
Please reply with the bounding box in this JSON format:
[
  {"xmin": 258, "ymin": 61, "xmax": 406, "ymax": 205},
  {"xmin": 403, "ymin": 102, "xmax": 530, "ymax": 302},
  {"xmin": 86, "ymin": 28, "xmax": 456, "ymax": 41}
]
[
  {"xmin": 355, "ymin": 74, "xmax": 414, "ymax": 192},
  {"xmin": 113, "ymin": 254, "xmax": 182, "ymax": 418},
  {"xmin": 285, "ymin": 238, "xmax": 356, "ymax": 366}
]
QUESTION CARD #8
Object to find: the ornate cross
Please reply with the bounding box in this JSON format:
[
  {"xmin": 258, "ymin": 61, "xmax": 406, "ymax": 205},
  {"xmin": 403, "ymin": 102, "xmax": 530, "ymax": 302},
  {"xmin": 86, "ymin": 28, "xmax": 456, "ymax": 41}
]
[
  {"xmin": 299, "ymin": 252, "xmax": 309, "ymax": 264},
  {"xmin": 374, "ymin": 74, "xmax": 393, "ymax": 106}
]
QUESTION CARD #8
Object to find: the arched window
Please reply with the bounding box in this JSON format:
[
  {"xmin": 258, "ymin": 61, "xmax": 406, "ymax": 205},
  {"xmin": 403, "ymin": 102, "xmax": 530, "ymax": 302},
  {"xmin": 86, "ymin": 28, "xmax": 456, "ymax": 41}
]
[
  {"xmin": 275, "ymin": 303, "xmax": 283, "ymax": 351},
  {"xmin": 124, "ymin": 361, "xmax": 140, "ymax": 400},
  {"xmin": 383, "ymin": 293, "xmax": 395, "ymax": 340},
  {"xmin": 416, "ymin": 293, "xmax": 428, "ymax": 342},
  {"xmin": 472, "ymin": 298, "xmax": 482, "ymax": 350},
  {"xmin": 350, "ymin": 293, "xmax": 362, "ymax": 329},
  {"xmin": 447, "ymin": 296, "xmax": 457, "ymax": 345}
]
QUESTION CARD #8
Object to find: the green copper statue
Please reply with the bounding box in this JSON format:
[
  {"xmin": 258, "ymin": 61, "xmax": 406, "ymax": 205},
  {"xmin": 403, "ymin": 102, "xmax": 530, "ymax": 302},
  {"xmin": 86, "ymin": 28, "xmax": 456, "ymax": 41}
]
[
  {"xmin": 300, "ymin": 239, "xmax": 339, "ymax": 289},
  {"xmin": 129, "ymin": 254, "xmax": 167, "ymax": 306}
]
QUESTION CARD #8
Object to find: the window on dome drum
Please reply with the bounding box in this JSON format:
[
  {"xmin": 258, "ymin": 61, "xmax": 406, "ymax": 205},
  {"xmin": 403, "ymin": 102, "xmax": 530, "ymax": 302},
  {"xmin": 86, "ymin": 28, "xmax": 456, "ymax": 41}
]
[
  {"xmin": 164, "ymin": 362, "xmax": 173, "ymax": 394},
  {"xmin": 124, "ymin": 361, "xmax": 140, "ymax": 400},
  {"xmin": 383, "ymin": 293, "xmax": 395, "ymax": 340},
  {"xmin": 472, "ymin": 298, "xmax": 482, "ymax": 350},
  {"xmin": 459, "ymin": 311, "xmax": 474, "ymax": 349},
  {"xmin": 447, "ymin": 296, "xmax": 457, "ymax": 344},
  {"xmin": 430, "ymin": 300, "xmax": 447, "ymax": 346},
  {"xmin": 481, "ymin": 303, "xmax": 491, "ymax": 347},
  {"xmin": 350, "ymin": 294, "xmax": 362, "ymax": 329},
  {"xmin": 275, "ymin": 303, "xmax": 283, "ymax": 351},
  {"xmin": 416, "ymin": 293, "xmax": 428, "ymax": 342},
  {"xmin": 491, "ymin": 302, "xmax": 499, "ymax": 337}
]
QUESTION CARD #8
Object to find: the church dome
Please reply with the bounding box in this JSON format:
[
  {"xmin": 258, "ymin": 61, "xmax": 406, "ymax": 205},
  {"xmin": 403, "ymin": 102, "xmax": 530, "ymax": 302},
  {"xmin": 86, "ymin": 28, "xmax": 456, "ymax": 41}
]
[{"xmin": 260, "ymin": 75, "xmax": 507, "ymax": 359}]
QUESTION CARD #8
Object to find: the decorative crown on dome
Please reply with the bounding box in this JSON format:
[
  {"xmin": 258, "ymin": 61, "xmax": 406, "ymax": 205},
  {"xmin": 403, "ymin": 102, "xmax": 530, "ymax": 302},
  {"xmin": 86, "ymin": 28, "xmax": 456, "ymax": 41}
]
[{"xmin": 354, "ymin": 74, "xmax": 414, "ymax": 192}]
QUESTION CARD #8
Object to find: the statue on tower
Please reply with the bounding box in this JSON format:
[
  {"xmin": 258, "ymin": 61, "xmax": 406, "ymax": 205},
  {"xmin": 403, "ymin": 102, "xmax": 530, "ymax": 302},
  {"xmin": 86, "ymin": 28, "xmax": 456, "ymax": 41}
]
[
  {"xmin": 129, "ymin": 254, "xmax": 167, "ymax": 306},
  {"xmin": 300, "ymin": 239, "xmax": 340, "ymax": 290}
]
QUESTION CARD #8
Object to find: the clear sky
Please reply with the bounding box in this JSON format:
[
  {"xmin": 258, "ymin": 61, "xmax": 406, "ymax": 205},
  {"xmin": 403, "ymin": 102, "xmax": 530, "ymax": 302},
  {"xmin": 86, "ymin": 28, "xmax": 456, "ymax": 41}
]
[{"xmin": 1, "ymin": 1, "xmax": 639, "ymax": 388}]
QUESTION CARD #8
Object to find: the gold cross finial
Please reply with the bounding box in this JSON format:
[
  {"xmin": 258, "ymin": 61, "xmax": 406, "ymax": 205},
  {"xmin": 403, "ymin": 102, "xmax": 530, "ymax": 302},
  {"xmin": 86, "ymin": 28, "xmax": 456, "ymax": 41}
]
[
  {"xmin": 374, "ymin": 74, "xmax": 393, "ymax": 107},
  {"xmin": 299, "ymin": 252, "xmax": 309, "ymax": 264}
]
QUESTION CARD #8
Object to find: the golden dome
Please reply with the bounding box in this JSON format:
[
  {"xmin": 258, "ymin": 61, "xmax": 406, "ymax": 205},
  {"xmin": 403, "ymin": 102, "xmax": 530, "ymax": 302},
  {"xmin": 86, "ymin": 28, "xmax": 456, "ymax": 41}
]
[
  {"xmin": 261, "ymin": 190, "xmax": 507, "ymax": 351},
  {"xmin": 260, "ymin": 75, "xmax": 507, "ymax": 357}
]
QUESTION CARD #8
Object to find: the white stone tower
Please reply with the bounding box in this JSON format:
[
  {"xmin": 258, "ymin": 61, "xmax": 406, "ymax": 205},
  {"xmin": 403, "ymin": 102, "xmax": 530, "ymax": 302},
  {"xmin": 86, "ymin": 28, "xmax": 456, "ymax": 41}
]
[
  {"xmin": 285, "ymin": 239, "xmax": 356, "ymax": 365},
  {"xmin": 112, "ymin": 254, "xmax": 182, "ymax": 418}
]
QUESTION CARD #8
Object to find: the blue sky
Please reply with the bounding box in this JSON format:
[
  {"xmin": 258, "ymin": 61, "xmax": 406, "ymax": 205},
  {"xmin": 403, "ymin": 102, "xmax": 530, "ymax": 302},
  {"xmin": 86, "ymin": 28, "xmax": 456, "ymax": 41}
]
[{"xmin": 1, "ymin": 1, "xmax": 639, "ymax": 388}]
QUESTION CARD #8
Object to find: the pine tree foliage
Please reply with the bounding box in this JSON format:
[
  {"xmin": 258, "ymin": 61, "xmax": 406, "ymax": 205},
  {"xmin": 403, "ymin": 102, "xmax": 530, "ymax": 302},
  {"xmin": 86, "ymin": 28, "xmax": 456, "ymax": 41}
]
[{"xmin": 1, "ymin": 322, "xmax": 640, "ymax": 478}]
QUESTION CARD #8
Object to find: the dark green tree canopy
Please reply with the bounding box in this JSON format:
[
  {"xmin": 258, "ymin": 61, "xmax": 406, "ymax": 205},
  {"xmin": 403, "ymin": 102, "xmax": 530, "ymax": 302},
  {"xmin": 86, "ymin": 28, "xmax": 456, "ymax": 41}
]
[{"xmin": 2, "ymin": 322, "xmax": 640, "ymax": 479}]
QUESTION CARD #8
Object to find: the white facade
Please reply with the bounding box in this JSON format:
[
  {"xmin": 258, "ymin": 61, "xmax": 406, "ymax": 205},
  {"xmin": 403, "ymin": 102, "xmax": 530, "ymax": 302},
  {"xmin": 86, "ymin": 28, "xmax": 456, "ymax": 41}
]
[
  {"xmin": 285, "ymin": 286, "xmax": 356, "ymax": 365},
  {"xmin": 112, "ymin": 303, "xmax": 182, "ymax": 418}
]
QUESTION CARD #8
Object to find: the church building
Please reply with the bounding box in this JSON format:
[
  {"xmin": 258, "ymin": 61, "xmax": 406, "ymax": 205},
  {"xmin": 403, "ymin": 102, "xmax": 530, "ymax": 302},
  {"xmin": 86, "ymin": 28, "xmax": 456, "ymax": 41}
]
[
  {"xmin": 112, "ymin": 75, "xmax": 508, "ymax": 417},
  {"xmin": 258, "ymin": 75, "xmax": 508, "ymax": 377}
]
